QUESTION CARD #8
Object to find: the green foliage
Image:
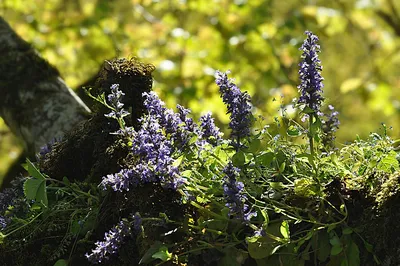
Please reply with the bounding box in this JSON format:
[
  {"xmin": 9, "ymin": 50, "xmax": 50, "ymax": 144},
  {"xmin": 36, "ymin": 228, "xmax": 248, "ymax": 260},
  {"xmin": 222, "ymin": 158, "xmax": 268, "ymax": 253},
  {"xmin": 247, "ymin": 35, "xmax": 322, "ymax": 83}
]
[{"xmin": 3, "ymin": 26, "xmax": 400, "ymax": 265}]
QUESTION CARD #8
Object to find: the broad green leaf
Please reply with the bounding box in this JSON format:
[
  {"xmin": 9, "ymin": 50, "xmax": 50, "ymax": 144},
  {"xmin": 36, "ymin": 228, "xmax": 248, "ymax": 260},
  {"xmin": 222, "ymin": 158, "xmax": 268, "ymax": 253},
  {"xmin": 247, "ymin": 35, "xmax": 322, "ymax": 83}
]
[
  {"xmin": 26, "ymin": 159, "xmax": 46, "ymax": 180},
  {"xmin": 24, "ymin": 177, "xmax": 48, "ymax": 207},
  {"xmin": 248, "ymin": 138, "xmax": 261, "ymax": 153},
  {"xmin": 346, "ymin": 241, "xmax": 360, "ymax": 266},
  {"xmin": 377, "ymin": 151, "xmax": 399, "ymax": 173},
  {"xmin": 232, "ymin": 151, "xmax": 245, "ymax": 166},
  {"xmin": 330, "ymin": 235, "xmax": 341, "ymax": 246},
  {"xmin": 342, "ymin": 227, "xmax": 353, "ymax": 235},
  {"xmin": 151, "ymin": 246, "xmax": 172, "ymax": 262},
  {"xmin": 330, "ymin": 245, "xmax": 343, "ymax": 256},
  {"xmin": 257, "ymin": 152, "xmax": 274, "ymax": 166},
  {"xmin": 312, "ymin": 230, "xmax": 330, "ymax": 262},
  {"xmin": 247, "ymin": 223, "xmax": 281, "ymax": 259},
  {"xmin": 139, "ymin": 242, "xmax": 165, "ymax": 264},
  {"xmin": 53, "ymin": 259, "xmax": 68, "ymax": 266}
]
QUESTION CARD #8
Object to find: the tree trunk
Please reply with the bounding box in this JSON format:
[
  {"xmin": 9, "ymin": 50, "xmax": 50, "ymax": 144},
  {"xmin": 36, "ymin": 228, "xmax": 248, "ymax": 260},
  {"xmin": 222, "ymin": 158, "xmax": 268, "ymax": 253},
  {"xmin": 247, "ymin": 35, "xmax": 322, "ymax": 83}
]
[{"xmin": 0, "ymin": 17, "xmax": 91, "ymax": 155}]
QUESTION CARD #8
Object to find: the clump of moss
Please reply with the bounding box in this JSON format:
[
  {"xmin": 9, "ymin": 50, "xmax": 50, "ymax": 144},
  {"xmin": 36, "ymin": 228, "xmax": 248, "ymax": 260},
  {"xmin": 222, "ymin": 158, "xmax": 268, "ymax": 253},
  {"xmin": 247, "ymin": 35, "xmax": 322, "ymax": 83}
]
[{"xmin": 39, "ymin": 57, "xmax": 155, "ymax": 183}]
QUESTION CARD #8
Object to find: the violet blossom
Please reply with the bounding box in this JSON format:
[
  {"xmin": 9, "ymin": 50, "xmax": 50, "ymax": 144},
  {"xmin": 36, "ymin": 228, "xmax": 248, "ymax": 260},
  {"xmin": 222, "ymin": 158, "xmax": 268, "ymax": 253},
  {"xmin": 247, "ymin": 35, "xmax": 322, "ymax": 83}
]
[
  {"xmin": 215, "ymin": 71, "xmax": 252, "ymax": 142},
  {"xmin": 297, "ymin": 31, "xmax": 324, "ymax": 114}
]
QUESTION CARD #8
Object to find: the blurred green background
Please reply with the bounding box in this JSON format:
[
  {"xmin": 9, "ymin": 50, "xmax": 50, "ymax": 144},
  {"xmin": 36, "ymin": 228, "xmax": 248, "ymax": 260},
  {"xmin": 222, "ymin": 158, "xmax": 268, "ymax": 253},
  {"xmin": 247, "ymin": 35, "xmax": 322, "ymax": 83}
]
[{"xmin": 1, "ymin": 0, "xmax": 400, "ymax": 184}]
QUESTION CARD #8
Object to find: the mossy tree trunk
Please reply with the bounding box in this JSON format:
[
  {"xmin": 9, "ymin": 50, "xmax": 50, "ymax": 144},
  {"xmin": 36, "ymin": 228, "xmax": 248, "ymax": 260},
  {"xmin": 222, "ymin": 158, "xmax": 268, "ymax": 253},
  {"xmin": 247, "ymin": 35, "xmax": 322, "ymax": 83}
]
[{"xmin": 0, "ymin": 17, "xmax": 91, "ymax": 155}]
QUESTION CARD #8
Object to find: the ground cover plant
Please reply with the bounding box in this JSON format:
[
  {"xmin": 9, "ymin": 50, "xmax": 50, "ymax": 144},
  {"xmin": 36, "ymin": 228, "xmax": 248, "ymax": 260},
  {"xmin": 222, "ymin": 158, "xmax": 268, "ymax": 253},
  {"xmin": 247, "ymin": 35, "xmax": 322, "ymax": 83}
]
[{"xmin": 0, "ymin": 31, "xmax": 398, "ymax": 266}]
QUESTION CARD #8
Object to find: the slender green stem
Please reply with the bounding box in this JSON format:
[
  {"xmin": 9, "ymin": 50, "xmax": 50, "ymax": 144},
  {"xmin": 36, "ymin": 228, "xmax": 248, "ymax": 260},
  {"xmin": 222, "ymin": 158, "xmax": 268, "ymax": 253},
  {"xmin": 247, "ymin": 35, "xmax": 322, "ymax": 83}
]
[{"xmin": 309, "ymin": 113, "xmax": 314, "ymax": 156}]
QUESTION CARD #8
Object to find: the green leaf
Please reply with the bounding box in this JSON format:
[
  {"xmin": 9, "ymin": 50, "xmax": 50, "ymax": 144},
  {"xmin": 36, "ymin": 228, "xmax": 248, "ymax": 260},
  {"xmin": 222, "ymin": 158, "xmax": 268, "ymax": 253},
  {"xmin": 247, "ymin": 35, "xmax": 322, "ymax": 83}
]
[
  {"xmin": 172, "ymin": 155, "xmax": 184, "ymax": 167},
  {"xmin": 257, "ymin": 152, "xmax": 274, "ymax": 166},
  {"xmin": 247, "ymin": 223, "xmax": 281, "ymax": 259},
  {"xmin": 139, "ymin": 242, "xmax": 166, "ymax": 264},
  {"xmin": 53, "ymin": 259, "xmax": 68, "ymax": 266},
  {"xmin": 330, "ymin": 245, "xmax": 343, "ymax": 256},
  {"xmin": 232, "ymin": 151, "xmax": 245, "ymax": 166},
  {"xmin": 315, "ymin": 231, "xmax": 331, "ymax": 262},
  {"xmin": 248, "ymin": 138, "xmax": 261, "ymax": 153},
  {"xmin": 63, "ymin": 176, "xmax": 70, "ymax": 186},
  {"xmin": 152, "ymin": 246, "xmax": 172, "ymax": 262},
  {"xmin": 26, "ymin": 159, "xmax": 46, "ymax": 180},
  {"xmin": 342, "ymin": 227, "xmax": 353, "ymax": 235},
  {"xmin": 279, "ymin": 162, "xmax": 286, "ymax": 173},
  {"xmin": 294, "ymin": 178, "xmax": 318, "ymax": 197},
  {"xmin": 330, "ymin": 235, "xmax": 341, "ymax": 246},
  {"xmin": 280, "ymin": 220, "xmax": 290, "ymax": 240},
  {"xmin": 346, "ymin": 241, "xmax": 360, "ymax": 266},
  {"xmin": 260, "ymin": 209, "xmax": 269, "ymax": 227},
  {"xmin": 24, "ymin": 177, "xmax": 48, "ymax": 207},
  {"xmin": 287, "ymin": 125, "xmax": 302, "ymax": 136},
  {"xmin": 377, "ymin": 151, "xmax": 399, "ymax": 173},
  {"xmin": 181, "ymin": 170, "xmax": 192, "ymax": 178},
  {"xmin": 310, "ymin": 118, "xmax": 322, "ymax": 136},
  {"xmin": 302, "ymin": 106, "xmax": 315, "ymax": 114}
]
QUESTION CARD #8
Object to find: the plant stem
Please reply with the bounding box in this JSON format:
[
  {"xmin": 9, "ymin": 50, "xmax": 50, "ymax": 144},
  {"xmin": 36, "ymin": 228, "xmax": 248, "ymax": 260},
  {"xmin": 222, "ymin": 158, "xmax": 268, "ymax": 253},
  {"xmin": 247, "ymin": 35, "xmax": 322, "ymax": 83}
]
[{"xmin": 309, "ymin": 113, "xmax": 314, "ymax": 156}]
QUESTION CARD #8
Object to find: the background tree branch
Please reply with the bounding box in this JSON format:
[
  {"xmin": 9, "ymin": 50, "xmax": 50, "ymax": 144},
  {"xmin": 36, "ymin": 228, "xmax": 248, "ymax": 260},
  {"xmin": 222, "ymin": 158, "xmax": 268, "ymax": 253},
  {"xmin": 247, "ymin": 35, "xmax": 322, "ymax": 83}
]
[{"xmin": 0, "ymin": 17, "xmax": 91, "ymax": 155}]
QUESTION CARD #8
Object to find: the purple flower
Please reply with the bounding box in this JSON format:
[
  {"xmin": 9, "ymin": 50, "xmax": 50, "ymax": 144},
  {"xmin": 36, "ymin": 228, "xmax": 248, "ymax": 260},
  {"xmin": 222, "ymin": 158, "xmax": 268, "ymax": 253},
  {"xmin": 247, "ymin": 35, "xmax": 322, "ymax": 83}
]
[
  {"xmin": 132, "ymin": 213, "xmax": 142, "ymax": 232},
  {"xmin": 86, "ymin": 220, "xmax": 131, "ymax": 264},
  {"xmin": 199, "ymin": 112, "xmax": 222, "ymax": 145},
  {"xmin": 0, "ymin": 216, "xmax": 8, "ymax": 229},
  {"xmin": 175, "ymin": 104, "xmax": 199, "ymax": 148},
  {"xmin": 101, "ymin": 169, "xmax": 134, "ymax": 192},
  {"xmin": 215, "ymin": 71, "xmax": 252, "ymax": 142},
  {"xmin": 105, "ymin": 84, "xmax": 129, "ymax": 119},
  {"xmin": 297, "ymin": 31, "xmax": 324, "ymax": 113},
  {"xmin": 322, "ymin": 105, "xmax": 340, "ymax": 150},
  {"xmin": 222, "ymin": 162, "xmax": 253, "ymax": 221},
  {"xmin": 37, "ymin": 137, "xmax": 62, "ymax": 161},
  {"xmin": 253, "ymin": 227, "xmax": 267, "ymax": 237}
]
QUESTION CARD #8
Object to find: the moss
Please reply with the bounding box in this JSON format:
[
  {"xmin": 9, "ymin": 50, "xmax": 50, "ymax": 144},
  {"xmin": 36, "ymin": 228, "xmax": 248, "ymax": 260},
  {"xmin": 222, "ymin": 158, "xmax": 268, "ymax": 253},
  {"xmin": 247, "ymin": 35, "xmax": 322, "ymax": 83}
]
[{"xmin": 39, "ymin": 57, "xmax": 155, "ymax": 183}]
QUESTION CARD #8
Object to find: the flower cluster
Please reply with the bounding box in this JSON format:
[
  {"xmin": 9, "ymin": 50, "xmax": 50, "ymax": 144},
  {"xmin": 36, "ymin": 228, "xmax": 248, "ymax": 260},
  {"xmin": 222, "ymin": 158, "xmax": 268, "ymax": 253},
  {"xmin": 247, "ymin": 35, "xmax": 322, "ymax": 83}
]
[
  {"xmin": 0, "ymin": 188, "xmax": 15, "ymax": 229},
  {"xmin": 36, "ymin": 137, "xmax": 62, "ymax": 162},
  {"xmin": 100, "ymin": 169, "xmax": 134, "ymax": 192},
  {"xmin": 104, "ymin": 84, "xmax": 129, "ymax": 119},
  {"xmin": 102, "ymin": 92, "xmax": 193, "ymax": 192},
  {"xmin": 86, "ymin": 220, "xmax": 131, "ymax": 264},
  {"xmin": 132, "ymin": 115, "xmax": 182, "ymax": 189},
  {"xmin": 215, "ymin": 71, "xmax": 252, "ymax": 142},
  {"xmin": 223, "ymin": 162, "xmax": 254, "ymax": 221},
  {"xmin": 297, "ymin": 31, "xmax": 324, "ymax": 113},
  {"xmin": 322, "ymin": 105, "xmax": 340, "ymax": 150},
  {"xmin": 199, "ymin": 112, "xmax": 222, "ymax": 144}
]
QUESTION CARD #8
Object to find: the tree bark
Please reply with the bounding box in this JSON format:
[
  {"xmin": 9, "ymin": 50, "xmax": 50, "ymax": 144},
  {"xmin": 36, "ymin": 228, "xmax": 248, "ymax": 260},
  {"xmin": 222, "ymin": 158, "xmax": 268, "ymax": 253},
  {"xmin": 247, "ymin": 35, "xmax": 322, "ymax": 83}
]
[{"xmin": 0, "ymin": 17, "xmax": 91, "ymax": 155}]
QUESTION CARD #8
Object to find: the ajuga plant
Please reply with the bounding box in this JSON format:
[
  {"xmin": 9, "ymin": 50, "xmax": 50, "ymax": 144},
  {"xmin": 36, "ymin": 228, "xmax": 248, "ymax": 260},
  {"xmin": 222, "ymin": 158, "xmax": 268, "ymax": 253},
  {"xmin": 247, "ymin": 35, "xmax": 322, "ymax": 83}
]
[{"xmin": 1, "ymin": 31, "xmax": 400, "ymax": 266}]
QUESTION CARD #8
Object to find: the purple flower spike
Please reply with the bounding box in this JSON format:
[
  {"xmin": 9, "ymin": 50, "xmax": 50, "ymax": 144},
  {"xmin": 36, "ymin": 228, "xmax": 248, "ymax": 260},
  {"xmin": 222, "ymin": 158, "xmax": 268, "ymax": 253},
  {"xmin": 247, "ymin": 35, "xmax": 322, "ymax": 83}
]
[
  {"xmin": 322, "ymin": 105, "xmax": 340, "ymax": 150},
  {"xmin": 199, "ymin": 112, "xmax": 222, "ymax": 144},
  {"xmin": 86, "ymin": 220, "xmax": 131, "ymax": 264},
  {"xmin": 297, "ymin": 31, "xmax": 324, "ymax": 113},
  {"xmin": 105, "ymin": 84, "xmax": 129, "ymax": 119},
  {"xmin": 222, "ymin": 162, "xmax": 254, "ymax": 222},
  {"xmin": 215, "ymin": 71, "xmax": 252, "ymax": 142}
]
